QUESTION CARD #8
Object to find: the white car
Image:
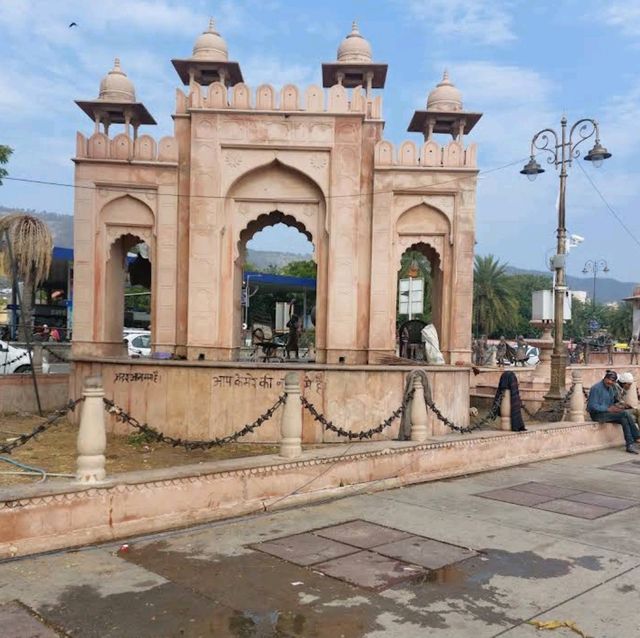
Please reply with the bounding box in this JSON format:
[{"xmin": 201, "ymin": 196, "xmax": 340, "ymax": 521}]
[
  {"xmin": 124, "ymin": 331, "xmax": 151, "ymax": 358},
  {"xmin": 0, "ymin": 340, "xmax": 50, "ymax": 374}
]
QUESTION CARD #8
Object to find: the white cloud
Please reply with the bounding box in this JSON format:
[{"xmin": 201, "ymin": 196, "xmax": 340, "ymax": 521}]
[
  {"xmin": 404, "ymin": 0, "xmax": 516, "ymax": 46},
  {"xmin": 597, "ymin": 2, "xmax": 640, "ymax": 39},
  {"xmin": 241, "ymin": 57, "xmax": 318, "ymax": 88}
]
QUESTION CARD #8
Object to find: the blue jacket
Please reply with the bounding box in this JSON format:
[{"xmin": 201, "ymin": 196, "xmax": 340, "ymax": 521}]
[{"xmin": 587, "ymin": 380, "xmax": 616, "ymax": 414}]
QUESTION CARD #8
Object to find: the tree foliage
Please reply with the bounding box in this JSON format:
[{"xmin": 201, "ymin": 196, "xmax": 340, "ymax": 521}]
[
  {"xmin": 473, "ymin": 255, "xmax": 517, "ymax": 336},
  {"xmin": 280, "ymin": 260, "xmax": 317, "ymax": 278},
  {"xmin": 0, "ymin": 145, "xmax": 12, "ymax": 185}
]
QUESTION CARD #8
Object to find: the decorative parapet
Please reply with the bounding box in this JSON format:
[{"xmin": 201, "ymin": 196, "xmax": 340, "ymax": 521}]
[
  {"xmin": 374, "ymin": 139, "xmax": 477, "ymax": 168},
  {"xmin": 75, "ymin": 132, "xmax": 178, "ymax": 163},
  {"xmin": 178, "ymin": 82, "xmax": 383, "ymax": 119}
]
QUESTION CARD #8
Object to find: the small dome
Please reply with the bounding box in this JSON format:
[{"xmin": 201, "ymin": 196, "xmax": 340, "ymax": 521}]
[
  {"xmin": 427, "ymin": 70, "xmax": 463, "ymax": 112},
  {"xmin": 192, "ymin": 18, "xmax": 228, "ymax": 61},
  {"xmin": 337, "ymin": 21, "xmax": 372, "ymax": 63},
  {"xmin": 98, "ymin": 58, "xmax": 136, "ymax": 102}
]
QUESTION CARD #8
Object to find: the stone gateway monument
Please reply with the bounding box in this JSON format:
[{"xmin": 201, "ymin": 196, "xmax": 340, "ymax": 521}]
[{"xmin": 70, "ymin": 20, "xmax": 482, "ymax": 440}]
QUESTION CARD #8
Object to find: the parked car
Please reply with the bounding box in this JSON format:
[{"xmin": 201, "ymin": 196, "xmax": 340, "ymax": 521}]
[
  {"xmin": 123, "ymin": 331, "xmax": 151, "ymax": 358},
  {"xmin": 0, "ymin": 340, "xmax": 50, "ymax": 374}
]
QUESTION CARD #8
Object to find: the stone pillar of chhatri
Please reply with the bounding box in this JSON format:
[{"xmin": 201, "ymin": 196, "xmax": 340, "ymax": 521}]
[{"xmin": 72, "ymin": 19, "xmax": 482, "ymax": 365}]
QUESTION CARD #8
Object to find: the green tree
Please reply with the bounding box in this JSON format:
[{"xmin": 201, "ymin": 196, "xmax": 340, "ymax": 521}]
[
  {"xmin": 506, "ymin": 273, "xmax": 553, "ymax": 337},
  {"xmin": 473, "ymin": 254, "xmax": 517, "ymax": 337},
  {"xmin": 0, "ymin": 145, "xmax": 12, "ymax": 185},
  {"xmin": 604, "ymin": 302, "xmax": 632, "ymax": 341},
  {"xmin": 281, "ymin": 260, "xmax": 317, "ymax": 278}
]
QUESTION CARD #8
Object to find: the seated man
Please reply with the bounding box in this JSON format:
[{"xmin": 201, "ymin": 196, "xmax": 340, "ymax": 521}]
[{"xmin": 587, "ymin": 370, "xmax": 640, "ymax": 454}]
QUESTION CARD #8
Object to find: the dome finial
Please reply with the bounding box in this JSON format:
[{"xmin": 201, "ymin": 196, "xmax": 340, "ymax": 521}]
[
  {"xmin": 114, "ymin": 57, "xmax": 121, "ymax": 69},
  {"xmin": 442, "ymin": 69, "xmax": 449, "ymax": 83},
  {"xmin": 337, "ymin": 20, "xmax": 372, "ymax": 63},
  {"xmin": 192, "ymin": 17, "xmax": 228, "ymax": 61},
  {"xmin": 427, "ymin": 70, "xmax": 463, "ymax": 112},
  {"xmin": 99, "ymin": 57, "xmax": 135, "ymax": 102},
  {"xmin": 207, "ymin": 17, "xmax": 216, "ymax": 32}
]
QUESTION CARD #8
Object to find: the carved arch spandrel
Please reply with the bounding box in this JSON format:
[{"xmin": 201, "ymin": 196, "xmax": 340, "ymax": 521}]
[{"xmin": 395, "ymin": 200, "xmax": 454, "ymax": 244}]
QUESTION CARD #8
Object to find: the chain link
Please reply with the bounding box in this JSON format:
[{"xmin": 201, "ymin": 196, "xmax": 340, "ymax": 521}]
[
  {"xmin": 300, "ymin": 389, "xmax": 414, "ymax": 440},
  {"xmin": 434, "ymin": 389, "xmax": 505, "ymax": 434},
  {"xmin": 103, "ymin": 395, "xmax": 286, "ymax": 450},
  {"xmin": 522, "ymin": 383, "xmax": 576, "ymax": 422},
  {"xmin": 0, "ymin": 399, "xmax": 84, "ymax": 454},
  {"xmin": 43, "ymin": 345, "xmax": 69, "ymax": 363}
]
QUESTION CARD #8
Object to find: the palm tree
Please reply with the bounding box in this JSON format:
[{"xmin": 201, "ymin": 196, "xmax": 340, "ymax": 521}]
[
  {"xmin": 0, "ymin": 214, "xmax": 53, "ymax": 341},
  {"xmin": 473, "ymin": 254, "xmax": 517, "ymax": 336}
]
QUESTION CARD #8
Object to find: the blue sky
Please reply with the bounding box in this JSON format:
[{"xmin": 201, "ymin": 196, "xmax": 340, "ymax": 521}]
[{"xmin": 1, "ymin": 0, "xmax": 640, "ymax": 281}]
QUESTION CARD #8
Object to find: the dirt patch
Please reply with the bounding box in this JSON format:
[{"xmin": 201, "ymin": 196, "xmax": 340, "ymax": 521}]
[{"xmin": 0, "ymin": 414, "xmax": 281, "ymax": 487}]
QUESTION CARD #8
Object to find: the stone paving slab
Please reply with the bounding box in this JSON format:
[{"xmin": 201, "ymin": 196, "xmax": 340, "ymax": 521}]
[
  {"xmin": 564, "ymin": 491, "xmax": 638, "ymax": 510},
  {"xmin": 374, "ymin": 536, "xmax": 478, "ymax": 570},
  {"xmin": 475, "ymin": 487, "xmax": 551, "ymax": 506},
  {"xmin": 252, "ymin": 531, "xmax": 358, "ymax": 566},
  {"xmin": 603, "ymin": 460, "xmax": 640, "ymax": 475},
  {"xmin": 0, "ymin": 601, "xmax": 60, "ymax": 638},
  {"xmin": 314, "ymin": 550, "xmax": 425, "ymax": 591},
  {"xmin": 534, "ymin": 498, "xmax": 616, "ymax": 519},
  {"xmin": 314, "ymin": 520, "xmax": 413, "ymax": 549},
  {"xmin": 1, "ymin": 448, "xmax": 640, "ymax": 637},
  {"xmin": 510, "ymin": 481, "xmax": 583, "ymax": 499}
]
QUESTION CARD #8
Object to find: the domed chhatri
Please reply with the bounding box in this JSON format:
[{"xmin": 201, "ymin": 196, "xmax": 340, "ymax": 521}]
[
  {"xmin": 98, "ymin": 58, "xmax": 136, "ymax": 103},
  {"xmin": 192, "ymin": 18, "xmax": 229, "ymax": 61},
  {"xmin": 337, "ymin": 21, "xmax": 373, "ymax": 64},
  {"xmin": 322, "ymin": 20, "xmax": 387, "ymax": 90},
  {"xmin": 408, "ymin": 69, "xmax": 481, "ymax": 139},
  {"xmin": 171, "ymin": 18, "xmax": 243, "ymax": 86},
  {"xmin": 427, "ymin": 70, "xmax": 463, "ymax": 113}
]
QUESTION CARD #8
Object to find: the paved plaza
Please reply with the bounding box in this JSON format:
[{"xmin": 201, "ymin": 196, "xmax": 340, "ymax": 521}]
[{"xmin": 1, "ymin": 448, "xmax": 639, "ymax": 637}]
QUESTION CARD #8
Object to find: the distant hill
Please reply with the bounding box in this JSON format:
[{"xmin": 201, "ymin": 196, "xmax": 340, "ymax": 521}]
[
  {"xmin": 505, "ymin": 265, "xmax": 636, "ymax": 304},
  {"xmin": 0, "ymin": 206, "xmax": 73, "ymax": 248},
  {"xmin": 0, "ymin": 206, "xmax": 635, "ymax": 302}
]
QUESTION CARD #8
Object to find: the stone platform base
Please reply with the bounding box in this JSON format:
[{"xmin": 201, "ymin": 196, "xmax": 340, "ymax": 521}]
[{"xmin": 0, "ymin": 421, "xmax": 624, "ymax": 560}]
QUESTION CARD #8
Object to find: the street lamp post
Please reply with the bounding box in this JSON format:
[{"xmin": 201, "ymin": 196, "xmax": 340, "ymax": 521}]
[
  {"xmin": 521, "ymin": 117, "xmax": 611, "ymax": 399},
  {"xmin": 582, "ymin": 259, "xmax": 609, "ymax": 308}
]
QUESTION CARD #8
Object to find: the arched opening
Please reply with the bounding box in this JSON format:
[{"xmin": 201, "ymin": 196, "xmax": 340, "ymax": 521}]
[
  {"xmin": 226, "ymin": 160, "xmax": 327, "ymax": 362},
  {"xmin": 104, "ymin": 233, "xmax": 152, "ymax": 356},
  {"xmin": 237, "ymin": 211, "xmax": 316, "ymax": 360},
  {"xmin": 396, "ymin": 242, "xmax": 442, "ymax": 359}
]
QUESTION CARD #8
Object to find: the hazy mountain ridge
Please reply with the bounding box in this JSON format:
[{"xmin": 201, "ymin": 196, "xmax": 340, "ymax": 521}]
[
  {"xmin": 505, "ymin": 265, "xmax": 637, "ymax": 304},
  {"xmin": 0, "ymin": 206, "xmax": 635, "ymax": 302}
]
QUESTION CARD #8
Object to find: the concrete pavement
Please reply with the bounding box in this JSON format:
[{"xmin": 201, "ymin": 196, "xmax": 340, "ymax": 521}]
[{"xmin": 1, "ymin": 447, "xmax": 639, "ymax": 637}]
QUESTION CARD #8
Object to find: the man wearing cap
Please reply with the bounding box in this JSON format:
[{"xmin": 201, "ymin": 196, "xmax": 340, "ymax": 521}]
[
  {"xmin": 587, "ymin": 371, "xmax": 640, "ymax": 454},
  {"xmin": 616, "ymin": 372, "xmax": 640, "ymax": 425}
]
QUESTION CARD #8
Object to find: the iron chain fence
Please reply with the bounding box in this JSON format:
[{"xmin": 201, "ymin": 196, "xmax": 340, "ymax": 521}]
[
  {"xmin": 0, "ymin": 399, "xmax": 84, "ymax": 455},
  {"xmin": 103, "ymin": 395, "xmax": 286, "ymax": 450}
]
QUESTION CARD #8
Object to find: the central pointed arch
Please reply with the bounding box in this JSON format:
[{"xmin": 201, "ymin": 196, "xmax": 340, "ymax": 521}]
[{"xmin": 225, "ymin": 160, "xmax": 328, "ymax": 362}]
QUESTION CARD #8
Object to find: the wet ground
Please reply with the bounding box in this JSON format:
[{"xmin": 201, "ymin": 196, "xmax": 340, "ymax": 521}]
[{"xmin": 1, "ymin": 447, "xmax": 640, "ymax": 637}]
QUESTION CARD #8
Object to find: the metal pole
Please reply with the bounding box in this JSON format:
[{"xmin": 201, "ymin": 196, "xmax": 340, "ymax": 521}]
[
  {"xmin": 593, "ymin": 265, "xmax": 597, "ymax": 308},
  {"xmin": 548, "ymin": 117, "xmax": 568, "ymax": 399}
]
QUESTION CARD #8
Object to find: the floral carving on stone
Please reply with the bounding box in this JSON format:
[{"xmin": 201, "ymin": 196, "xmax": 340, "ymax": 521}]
[
  {"xmin": 225, "ymin": 152, "xmax": 243, "ymax": 168},
  {"xmin": 310, "ymin": 155, "xmax": 328, "ymax": 170}
]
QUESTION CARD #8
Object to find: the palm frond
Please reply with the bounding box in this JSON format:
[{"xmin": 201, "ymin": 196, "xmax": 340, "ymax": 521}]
[{"xmin": 0, "ymin": 213, "xmax": 53, "ymax": 286}]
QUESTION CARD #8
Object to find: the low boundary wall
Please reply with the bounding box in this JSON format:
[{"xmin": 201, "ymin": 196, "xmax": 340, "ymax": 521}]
[
  {"xmin": 0, "ymin": 373, "xmax": 69, "ymax": 414},
  {"xmin": 70, "ymin": 358, "xmax": 471, "ymax": 442},
  {"xmin": 0, "ymin": 421, "xmax": 621, "ymax": 560}
]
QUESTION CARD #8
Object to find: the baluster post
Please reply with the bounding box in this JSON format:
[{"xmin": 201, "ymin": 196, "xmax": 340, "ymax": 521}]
[
  {"xmin": 280, "ymin": 372, "xmax": 302, "ymax": 458},
  {"xmin": 76, "ymin": 376, "xmax": 107, "ymax": 483}
]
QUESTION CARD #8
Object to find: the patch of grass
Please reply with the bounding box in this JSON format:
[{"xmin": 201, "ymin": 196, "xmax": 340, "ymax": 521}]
[{"xmin": 126, "ymin": 430, "xmax": 159, "ymax": 446}]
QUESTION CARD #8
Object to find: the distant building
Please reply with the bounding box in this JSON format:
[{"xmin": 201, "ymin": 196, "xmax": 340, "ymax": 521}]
[{"xmin": 571, "ymin": 290, "xmax": 588, "ymax": 304}]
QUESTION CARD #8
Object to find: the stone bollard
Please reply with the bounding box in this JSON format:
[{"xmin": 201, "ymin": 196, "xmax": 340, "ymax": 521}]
[
  {"xmin": 569, "ymin": 369, "xmax": 586, "ymax": 422},
  {"xmin": 280, "ymin": 372, "xmax": 302, "ymax": 458},
  {"xmin": 409, "ymin": 374, "xmax": 430, "ymax": 442},
  {"xmin": 500, "ymin": 389, "xmax": 511, "ymax": 430},
  {"xmin": 76, "ymin": 376, "xmax": 107, "ymax": 483},
  {"xmin": 32, "ymin": 343, "xmax": 43, "ymax": 374}
]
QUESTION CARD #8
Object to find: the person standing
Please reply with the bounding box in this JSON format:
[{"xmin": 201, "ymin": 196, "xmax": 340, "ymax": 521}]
[
  {"xmin": 285, "ymin": 314, "xmax": 300, "ymax": 359},
  {"xmin": 587, "ymin": 371, "xmax": 640, "ymax": 454},
  {"xmin": 631, "ymin": 335, "xmax": 640, "ymax": 365}
]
